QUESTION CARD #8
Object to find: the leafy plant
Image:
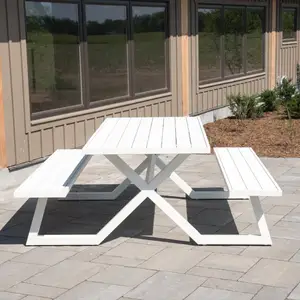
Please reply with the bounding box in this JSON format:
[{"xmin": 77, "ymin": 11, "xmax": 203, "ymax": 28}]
[
  {"xmin": 258, "ymin": 89, "xmax": 278, "ymax": 112},
  {"xmin": 284, "ymin": 92, "xmax": 300, "ymax": 119},
  {"xmin": 275, "ymin": 76, "xmax": 298, "ymax": 119},
  {"xmin": 228, "ymin": 94, "xmax": 264, "ymax": 120}
]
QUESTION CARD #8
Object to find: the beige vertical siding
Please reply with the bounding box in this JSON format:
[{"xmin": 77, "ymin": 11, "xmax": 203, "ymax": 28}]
[
  {"xmin": 277, "ymin": 42, "xmax": 298, "ymax": 82},
  {"xmin": 0, "ymin": 0, "xmax": 180, "ymax": 168},
  {"xmin": 191, "ymin": 74, "xmax": 266, "ymax": 114}
]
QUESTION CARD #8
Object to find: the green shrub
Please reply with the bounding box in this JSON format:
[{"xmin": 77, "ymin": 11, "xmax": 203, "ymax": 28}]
[
  {"xmin": 275, "ymin": 76, "xmax": 297, "ymax": 103},
  {"xmin": 259, "ymin": 89, "xmax": 278, "ymax": 112},
  {"xmin": 283, "ymin": 93, "xmax": 300, "ymax": 119},
  {"xmin": 228, "ymin": 94, "xmax": 264, "ymax": 120}
]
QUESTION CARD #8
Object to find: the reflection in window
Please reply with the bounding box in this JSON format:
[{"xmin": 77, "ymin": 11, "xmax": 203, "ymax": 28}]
[
  {"xmin": 247, "ymin": 8, "xmax": 264, "ymax": 72},
  {"xmin": 86, "ymin": 5, "xmax": 128, "ymax": 102},
  {"xmin": 25, "ymin": 1, "xmax": 81, "ymax": 114},
  {"xmin": 224, "ymin": 7, "xmax": 243, "ymax": 76},
  {"xmin": 133, "ymin": 6, "xmax": 167, "ymax": 94},
  {"xmin": 198, "ymin": 8, "xmax": 221, "ymax": 81},
  {"xmin": 283, "ymin": 8, "xmax": 297, "ymax": 41}
]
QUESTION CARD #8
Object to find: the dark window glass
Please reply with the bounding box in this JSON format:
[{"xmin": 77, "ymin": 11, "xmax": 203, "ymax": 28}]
[
  {"xmin": 25, "ymin": 1, "xmax": 81, "ymax": 114},
  {"xmin": 282, "ymin": 8, "xmax": 297, "ymax": 40},
  {"xmin": 224, "ymin": 7, "xmax": 244, "ymax": 76},
  {"xmin": 247, "ymin": 7, "xmax": 264, "ymax": 72},
  {"xmin": 133, "ymin": 6, "xmax": 167, "ymax": 94},
  {"xmin": 86, "ymin": 4, "xmax": 128, "ymax": 102},
  {"xmin": 198, "ymin": 8, "xmax": 221, "ymax": 81}
]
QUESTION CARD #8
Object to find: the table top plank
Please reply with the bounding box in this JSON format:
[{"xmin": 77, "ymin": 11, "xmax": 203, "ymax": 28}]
[
  {"xmin": 118, "ymin": 118, "xmax": 142, "ymax": 150},
  {"xmin": 132, "ymin": 118, "xmax": 153, "ymax": 152},
  {"xmin": 175, "ymin": 117, "xmax": 191, "ymax": 149},
  {"xmin": 162, "ymin": 117, "xmax": 176, "ymax": 149},
  {"xmin": 147, "ymin": 118, "xmax": 163, "ymax": 151},
  {"xmin": 102, "ymin": 118, "xmax": 131, "ymax": 150},
  {"xmin": 83, "ymin": 118, "xmax": 119, "ymax": 152},
  {"xmin": 187, "ymin": 117, "xmax": 209, "ymax": 150}
]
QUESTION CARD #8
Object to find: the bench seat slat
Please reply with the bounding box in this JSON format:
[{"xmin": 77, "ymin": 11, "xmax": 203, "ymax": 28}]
[
  {"xmin": 214, "ymin": 147, "xmax": 282, "ymax": 197},
  {"xmin": 14, "ymin": 150, "xmax": 87, "ymax": 198}
]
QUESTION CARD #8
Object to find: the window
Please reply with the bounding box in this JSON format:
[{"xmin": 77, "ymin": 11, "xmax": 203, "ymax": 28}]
[
  {"xmin": 25, "ymin": 2, "xmax": 81, "ymax": 114},
  {"xmin": 282, "ymin": 7, "xmax": 297, "ymax": 41},
  {"xmin": 25, "ymin": 1, "xmax": 170, "ymax": 119},
  {"xmin": 198, "ymin": 4, "xmax": 265, "ymax": 84}
]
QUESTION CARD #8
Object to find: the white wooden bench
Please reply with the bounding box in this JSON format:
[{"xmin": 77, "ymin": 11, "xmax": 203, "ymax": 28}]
[
  {"xmin": 210, "ymin": 147, "xmax": 282, "ymax": 245},
  {"xmin": 14, "ymin": 149, "xmax": 92, "ymax": 245}
]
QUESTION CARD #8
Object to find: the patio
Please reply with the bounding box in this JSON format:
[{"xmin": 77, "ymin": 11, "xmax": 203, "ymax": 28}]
[{"xmin": 0, "ymin": 154, "xmax": 300, "ymax": 300}]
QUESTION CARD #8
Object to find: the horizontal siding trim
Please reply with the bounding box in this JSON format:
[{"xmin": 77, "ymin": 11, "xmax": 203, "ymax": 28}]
[
  {"xmin": 29, "ymin": 93, "xmax": 172, "ymax": 130},
  {"xmin": 198, "ymin": 72, "xmax": 266, "ymax": 90},
  {"xmin": 29, "ymin": 97, "xmax": 173, "ymax": 132}
]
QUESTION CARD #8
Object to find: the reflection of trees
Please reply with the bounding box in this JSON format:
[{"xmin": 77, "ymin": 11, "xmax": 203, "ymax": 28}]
[
  {"xmin": 199, "ymin": 8, "xmax": 263, "ymax": 75},
  {"xmin": 283, "ymin": 10, "xmax": 295, "ymax": 39},
  {"xmin": 26, "ymin": 11, "xmax": 165, "ymax": 37}
]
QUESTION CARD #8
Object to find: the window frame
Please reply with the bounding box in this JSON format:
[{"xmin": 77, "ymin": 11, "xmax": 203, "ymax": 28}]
[
  {"xmin": 197, "ymin": 1, "xmax": 266, "ymax": 86},
  {"xmin": 282, "ymin": 5, "xmax": 298, "ymax": 43},
  {"xmin": 24, "ymin": 0, "xmax": 171, "ymax": 120}
]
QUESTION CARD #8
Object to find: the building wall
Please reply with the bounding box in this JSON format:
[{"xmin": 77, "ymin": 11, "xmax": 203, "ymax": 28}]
[
  {"xmin": 0, "ymin": 0, "xmax": 182, "ymax": 168},
  {"xmin": 276, "ymin": 0, "xmax": 300, "ymax": 83}
]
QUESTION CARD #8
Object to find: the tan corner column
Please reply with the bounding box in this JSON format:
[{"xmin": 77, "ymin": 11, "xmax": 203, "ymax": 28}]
[
  {"xmin": 0, "ymin": 58, "xmax": 7, "ymax": 168},
  {"xmin": 269, "ymin": 0, "xmax": 277, "ymax": 89},
  {"xmin": 181, "ymin": 0, "xmax": 190, "ymax": 116}
]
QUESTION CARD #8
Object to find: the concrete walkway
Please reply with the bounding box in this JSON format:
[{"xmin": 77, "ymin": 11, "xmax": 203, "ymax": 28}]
[{"xmin": 0, "ymin": 154, "xmax": 300, "ymax": 300}]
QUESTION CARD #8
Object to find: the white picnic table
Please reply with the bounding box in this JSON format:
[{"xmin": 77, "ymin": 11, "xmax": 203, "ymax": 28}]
[{"xmin": 14, "ymin": 116, "xmax": 282, "ymax": 246}]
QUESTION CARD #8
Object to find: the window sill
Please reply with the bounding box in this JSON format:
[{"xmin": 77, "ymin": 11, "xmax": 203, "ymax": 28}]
[
  {"xmin": 198, "ymin": 72, "xmax": 266, "ymax": 90},
  {"xmin": 30, "ymin": 92, "xmax": 172, "ymax": 127}
]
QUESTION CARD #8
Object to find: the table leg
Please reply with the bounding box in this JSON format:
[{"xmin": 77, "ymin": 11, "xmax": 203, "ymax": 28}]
[{"xmin": 154, "ymin": 155, "xmax": 248, "ymax": 200}]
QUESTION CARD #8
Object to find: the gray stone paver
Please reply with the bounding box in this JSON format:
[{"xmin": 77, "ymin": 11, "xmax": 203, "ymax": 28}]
[
  {"xmin": 139, "ymin": 247, "xmax": 210, "ymax": 273},
  {"xmin": 198, "ymin": 253, "xmax": 259, "ymax": 272},
  {"xmin": 56, "ymin": 282, "xmax": 131, "ymax": 300},
  {"xmin": 251, "ymin": 286, "xmax": 291, "ymax": 300},
  {"xmin": 239, "ymin": 258, "xmax": 300, "ymax": 288},
  {"xmin": 88, "ymin": 265, "xmax": 155, "ymax": 287},
  {"xmin": 8, "ymin": 283, "xmax": 66, "ymax": 299},
  {"xmin": 289, "ymin": 283, "xmax": 300, "ymax": 299},
  {"xmin": 185, "ymin": 286, "xmax": 253, "ymax": 300},
  {"xmin": 26, "ymin": 260, "xmax": 106, "ymax": 289},
  {"xmin": 0, "ymin": 156, "xmax": 299, "ymax": 299},
  {"xmin": 125, "ymin": 271, "xmax": 206, "ymax": 300}
]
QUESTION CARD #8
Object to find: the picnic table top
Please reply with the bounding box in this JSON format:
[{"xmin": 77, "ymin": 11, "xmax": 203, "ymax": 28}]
[{"xmin": 82, "ymin": 116, "xmax": 211, "ymax": 155}]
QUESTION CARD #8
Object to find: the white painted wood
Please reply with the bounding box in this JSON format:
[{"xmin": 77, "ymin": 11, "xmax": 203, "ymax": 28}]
[
  {"xmin": 14, "ymin": 150, "xmax": 90, "ymax": 198},
  {"xmin": 175, "ymin": 117, "xmax": 191, "ymax": 149},
  {"xmin": 82, "ymin": 118, "xmax": 118, "ymax": 152},
  {"xmin": 132, "ymin": 118, "xmax": 152, "ymax": 151},
  {"xmin": 146, "ymin": 155, "xmax": 156, "ymax": 183},
  {"xmin": 187, "ymin": 117, "xmax": 210, "ymax": 151},
  {"xmin": 162, "ymin": 117, "xmax": 176, "ymax": 149},
  {"xmin": 102, "ymin": 118, "xmax": 131, "ymax": 150},
  {"xmin": 118, "ymin": 118, "xmax": 142, "ymax": 149},
  {"xmin": 83, "ymin": 117, "xmax": 211, "ymax": 155},
  {"xmin": 147, "ymin": 118, "xmax": 163, "ymax": 150},
  {"xmin": 214, "ymin": 147, "xmax": 282, "ymax": 197}
]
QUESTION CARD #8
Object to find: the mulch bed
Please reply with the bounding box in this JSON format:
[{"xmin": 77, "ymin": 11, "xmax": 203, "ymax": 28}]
[{"xmin": 204, "ymin": 112, "xmax": 300, "ymax": 157}]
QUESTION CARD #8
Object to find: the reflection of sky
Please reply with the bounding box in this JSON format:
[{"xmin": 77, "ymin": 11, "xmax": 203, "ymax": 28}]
[{"xmin": 26, "ymin": 1, "xmax": 164, "ymax": 23}]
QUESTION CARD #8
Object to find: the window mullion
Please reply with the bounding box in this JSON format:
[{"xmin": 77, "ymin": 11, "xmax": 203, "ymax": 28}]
[
  {"xmin": 221, "ymin": 6, "xmax": 225, "ymax": 79},
  {"xmin": 243, "ymin": 7, "xmax": 247, "ymax": 75},
  {"xmin": 128, "ymin": 2, "xmax": 135, "ymax": 98}
]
